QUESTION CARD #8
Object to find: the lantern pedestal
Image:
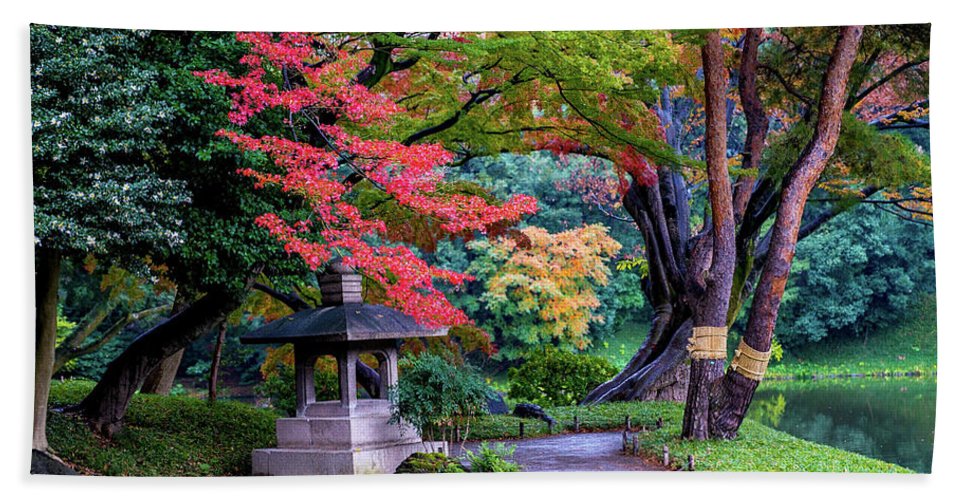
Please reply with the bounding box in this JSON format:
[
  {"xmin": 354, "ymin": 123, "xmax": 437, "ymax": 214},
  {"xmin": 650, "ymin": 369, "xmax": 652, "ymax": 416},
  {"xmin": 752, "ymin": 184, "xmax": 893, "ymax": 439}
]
[
  {"xmin": 242, "ymin": 263, "xmax": 449, "ymax": 475},
  {"xmin": 252, "ymin": 442, "xmax": 448, "ymax": 476}
]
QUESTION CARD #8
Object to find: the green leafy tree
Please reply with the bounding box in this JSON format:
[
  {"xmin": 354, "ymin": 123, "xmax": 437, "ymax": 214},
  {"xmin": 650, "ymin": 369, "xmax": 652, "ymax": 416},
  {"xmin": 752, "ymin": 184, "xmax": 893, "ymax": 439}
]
[
  {"xmin": 773, "ymin": 203, "xmax": 935, "ymax": 348},
  {"xmin": 31, "ymin": 26, "xmax": 191, "ymax": 450},
  {"xmin": 466, "ymin": 224, "xmax": 621, "ymax": 360}
]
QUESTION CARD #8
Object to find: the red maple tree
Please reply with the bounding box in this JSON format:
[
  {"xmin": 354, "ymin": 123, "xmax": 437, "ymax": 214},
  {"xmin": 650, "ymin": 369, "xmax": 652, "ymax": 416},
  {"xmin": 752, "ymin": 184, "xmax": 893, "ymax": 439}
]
[{"xmin": 197, "ymin": 32, "xmax": 537, "ymax": 327}]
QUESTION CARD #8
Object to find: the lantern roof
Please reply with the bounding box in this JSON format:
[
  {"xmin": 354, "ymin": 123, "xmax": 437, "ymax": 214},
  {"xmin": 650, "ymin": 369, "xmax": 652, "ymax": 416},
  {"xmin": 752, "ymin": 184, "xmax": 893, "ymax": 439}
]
[
  {"xmin": 240, "ymin": 302, "xmax": 446, "ymax": 344},
  {"xmin": 240, "ymin": 260, "xmax": 447, "ymax": 345}
]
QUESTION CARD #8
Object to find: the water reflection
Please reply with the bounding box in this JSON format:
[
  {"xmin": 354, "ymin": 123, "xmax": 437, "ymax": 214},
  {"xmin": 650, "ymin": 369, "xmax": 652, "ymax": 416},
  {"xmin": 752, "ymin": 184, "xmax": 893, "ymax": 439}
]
[{"xmin": 749, "ymin": 377, "xmax": 936, "ymax": 472}]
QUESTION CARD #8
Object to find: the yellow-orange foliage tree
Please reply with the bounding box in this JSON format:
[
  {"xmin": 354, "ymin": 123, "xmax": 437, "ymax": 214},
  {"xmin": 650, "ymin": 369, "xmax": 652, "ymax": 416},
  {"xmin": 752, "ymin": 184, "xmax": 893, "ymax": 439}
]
[{"xmin": 466, "ymin": 224, "xmax": 621, "ymax": 359}]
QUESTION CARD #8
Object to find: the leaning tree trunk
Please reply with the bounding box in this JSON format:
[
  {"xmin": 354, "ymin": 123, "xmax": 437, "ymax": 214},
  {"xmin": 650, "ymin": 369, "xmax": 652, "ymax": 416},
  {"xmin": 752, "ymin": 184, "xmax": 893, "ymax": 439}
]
[
  {"xmin": 681, "ymin": 30, "xmax": 735, "ymax": 440},
  {"xmin": 139, "ymin": 350, "xmax": 184, "ymax": 395},
  {"xmin": 583, "ymin": 108, "xmax": 696, "ymax": 405},
  {"xmin": 33, "ymin": 247, "xmax": 61, "ymax": 451},
  {"xmin": 709, "ymin": 26, "xmax": 864, "ymax": 439},
  {"xmin": 140, "ymin": 291, "xmax": 190, "ymax": 395},
  {"xmin": 74, "ymin": 287, "xmax": 246, "ymax": 437}
]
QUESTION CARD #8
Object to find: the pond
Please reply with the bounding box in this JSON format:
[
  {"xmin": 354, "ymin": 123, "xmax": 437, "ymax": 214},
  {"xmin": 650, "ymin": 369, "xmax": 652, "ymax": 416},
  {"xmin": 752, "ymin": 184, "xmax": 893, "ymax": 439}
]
[{"xmin": 748, "ymin": 377, "xmax": 936, "ymax": 472}]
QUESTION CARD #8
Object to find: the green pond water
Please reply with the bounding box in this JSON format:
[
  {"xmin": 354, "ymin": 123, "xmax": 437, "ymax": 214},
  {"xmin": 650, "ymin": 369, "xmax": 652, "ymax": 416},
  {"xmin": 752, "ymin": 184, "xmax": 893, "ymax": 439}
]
[{"xmin": 749, "ymin": 377, "xmax": 936, "ymax": 472}]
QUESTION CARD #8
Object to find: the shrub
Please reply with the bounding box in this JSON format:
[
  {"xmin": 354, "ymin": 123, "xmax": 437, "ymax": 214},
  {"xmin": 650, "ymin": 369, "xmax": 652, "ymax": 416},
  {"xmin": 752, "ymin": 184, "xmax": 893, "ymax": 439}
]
[
  {"xmin": 389, "ymin": 352, "xmax": 492, "ymax": 443},
  {"xmin": 395, "ymin": 452, "xmax": 467, "ymax": 473},
  {"xmin": 253, "ymin": 345, "xmax": 340, "ymax": 416},
  {"xmin": 508, "ymin": 347, "xmax": 618, "ymax": 406},
  {"xmin": 465, "ymin": 442, "xmax": 520, "ymax": 472},
  {"xmin": 254, "ymin": 363, "xmax": 339, "ymax": 417}
]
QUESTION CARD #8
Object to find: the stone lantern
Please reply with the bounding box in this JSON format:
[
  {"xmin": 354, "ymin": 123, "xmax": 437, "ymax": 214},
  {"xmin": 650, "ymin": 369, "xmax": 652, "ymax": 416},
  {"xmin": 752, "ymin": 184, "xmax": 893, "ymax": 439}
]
[{"xmin": 241, "ymin": 261, "xmax": 448, "ymax": 475}]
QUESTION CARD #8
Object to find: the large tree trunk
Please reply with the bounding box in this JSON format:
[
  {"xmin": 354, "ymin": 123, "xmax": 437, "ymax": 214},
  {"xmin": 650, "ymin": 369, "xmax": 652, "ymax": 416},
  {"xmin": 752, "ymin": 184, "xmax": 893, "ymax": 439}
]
[
  {"xmin": 583, "ymin": 312, "xmax": 693, "ymax": 403},
  {"xmin": 74, "ymin": 288, "xmax": 245, "ymax": 437},
  {"xmin": 709, "ymin": 26, "xmax": 864, "ymax": 439},
  {"xmin": 583, "ymin": 92, "xmax": 696, "ymax": 405},
  {"xmin": 582, "ymin": 173, "xmax": 693, "ymax": 404},
  {"xmin": 681, "ymin": 30, "xmax": 735, "ymax": 440},
  {"xmin": 33, "ymin": 247, "xmax": 61, "ymax": 451}
]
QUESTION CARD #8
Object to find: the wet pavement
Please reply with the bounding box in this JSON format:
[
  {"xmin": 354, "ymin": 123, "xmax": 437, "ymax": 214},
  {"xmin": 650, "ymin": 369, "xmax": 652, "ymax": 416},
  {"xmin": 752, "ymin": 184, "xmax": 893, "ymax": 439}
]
[{"xmin": 452, "ymin": 431, "xmax": 662, "ymax": 472}]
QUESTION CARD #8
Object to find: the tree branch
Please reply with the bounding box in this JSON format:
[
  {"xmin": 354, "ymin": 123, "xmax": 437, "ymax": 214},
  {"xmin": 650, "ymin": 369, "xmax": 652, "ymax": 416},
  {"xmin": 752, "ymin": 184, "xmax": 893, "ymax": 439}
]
[
  {"xmin": 760, "ymin": 64, "xmax": 815, "ymax": 109},
  {"xmin": 54, "ymin": 304, "xmax": 170, "ymax": 374},
  {"xmin": 850, "ymin": 58, "xmax": 928, "ymax": 108},
  {"xmin": 253, "ymin": 282, "xmax": 311, "ymax": 312}
]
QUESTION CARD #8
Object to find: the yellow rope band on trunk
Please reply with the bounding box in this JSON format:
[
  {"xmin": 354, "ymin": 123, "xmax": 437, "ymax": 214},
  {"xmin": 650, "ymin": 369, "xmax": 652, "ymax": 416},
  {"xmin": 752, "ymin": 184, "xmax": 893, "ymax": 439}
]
[
  {"xmin": 687, "ymin": 326, "xmax": 728, "ymax": 360},
  {"xmin": 730, "ymin": 338, "xmax": 771, "ymax": 381}
]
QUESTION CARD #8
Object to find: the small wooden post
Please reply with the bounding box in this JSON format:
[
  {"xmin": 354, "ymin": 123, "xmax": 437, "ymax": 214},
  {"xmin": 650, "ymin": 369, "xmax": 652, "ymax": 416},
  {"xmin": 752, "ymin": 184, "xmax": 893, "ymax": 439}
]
[
  {"xmin": 662, "ymin": 445, "xmax": 670, "ymax": 467},
  {"xmin": 621, "ymin": 430, "xmax": 628, "ymax": 452},
  {"xmin": 519, "ymin": 421, "xmax": 525, "ymax": 438},
  {"xmin": 625, "ymin": 415, "xmax": 631, "ymax": 431},
  {"xmin": 573, "ymin": 414, "xmax": 580, "ymax": 432},
  {"xmin": 632, "ymin": 434, "xmax": 640, "ymax": 456},
  {"xmin": 687, "ymin": 454, "xmax": 695, "ymax": 471},
  {"xmin": 455, "ymin": 427, "xmax": 461, "ymax": 443},
  {"xmin": 547, "ymin": 420, "xmax": 553, "ymax": 434}
]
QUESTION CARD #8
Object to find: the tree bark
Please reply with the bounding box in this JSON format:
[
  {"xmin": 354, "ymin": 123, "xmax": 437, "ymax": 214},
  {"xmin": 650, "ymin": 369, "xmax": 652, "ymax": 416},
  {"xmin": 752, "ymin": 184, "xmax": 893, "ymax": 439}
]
[
  {"xmin": 74, "ymin": 287, "xmax": 246, "ymax": 437},
  {"xmin": 709, "ymin": 25, "xmax": 864, "ymax": 439},
  {"xmin": 681, "ymin": 31, "xmax": 735, "ymax": 440},
  {"xmin": 583, "ymin": 93, "xmax": 696, "ymax": 405},
  {"xmin": 208, "ymin": 321, "xmax": 228, "ymax": 403},
  {"xmin": 728, "ymin": 28, "xmax": 771, "ymax": 326},
  {"xmin": 33, "ymin": 247, "xmax": 61, "ymax": 451}
]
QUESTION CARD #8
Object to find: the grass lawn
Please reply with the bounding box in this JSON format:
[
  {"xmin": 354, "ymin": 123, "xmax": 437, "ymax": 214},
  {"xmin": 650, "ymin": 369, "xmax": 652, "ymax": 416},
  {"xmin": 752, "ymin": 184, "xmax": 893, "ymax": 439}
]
[
  {"xmin": 765, "ymin": 294, "xmax": 937, "ymax": 379},
  {"xmin": 462, "ymin": 401, "xmax": 911, "ymax": 473}
]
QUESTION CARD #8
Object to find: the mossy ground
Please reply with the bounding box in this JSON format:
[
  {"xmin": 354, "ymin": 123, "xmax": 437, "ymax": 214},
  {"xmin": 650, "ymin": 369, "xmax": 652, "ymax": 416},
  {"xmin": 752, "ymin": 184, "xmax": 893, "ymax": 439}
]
[{"xmin": 46, "ymin": 379, "xmax": 278, "ymax": 476}]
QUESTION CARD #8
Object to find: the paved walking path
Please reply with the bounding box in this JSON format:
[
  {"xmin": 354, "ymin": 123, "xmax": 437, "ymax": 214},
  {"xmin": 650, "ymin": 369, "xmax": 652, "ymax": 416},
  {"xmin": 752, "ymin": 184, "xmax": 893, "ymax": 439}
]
[{"xmin": 453, "ymin": 431, "xmax": 663, "ymax": 472}]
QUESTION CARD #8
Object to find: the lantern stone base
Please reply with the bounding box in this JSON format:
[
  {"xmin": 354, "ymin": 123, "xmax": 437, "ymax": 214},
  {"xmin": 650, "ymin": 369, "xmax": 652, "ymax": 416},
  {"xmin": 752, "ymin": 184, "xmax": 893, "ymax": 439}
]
[
  {"xmin": 251, "ymin": 400, "xmax": 446, "ymax": 475},
  {"xmin": 251, "ymin": 441, "xmax": 447, "ymax": 476}
]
